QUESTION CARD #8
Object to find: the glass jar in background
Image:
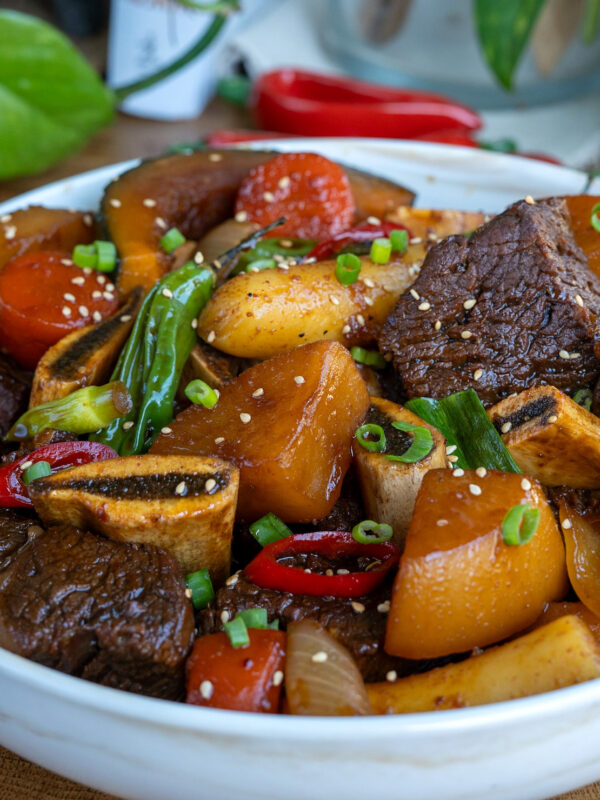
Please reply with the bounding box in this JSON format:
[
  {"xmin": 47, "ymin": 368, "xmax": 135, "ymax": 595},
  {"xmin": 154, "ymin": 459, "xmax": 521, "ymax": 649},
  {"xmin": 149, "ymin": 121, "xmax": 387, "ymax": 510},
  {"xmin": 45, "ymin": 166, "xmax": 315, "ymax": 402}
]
[{"xmin": 318, "ymin": 0, "xmax": 600, "ymax": 109}]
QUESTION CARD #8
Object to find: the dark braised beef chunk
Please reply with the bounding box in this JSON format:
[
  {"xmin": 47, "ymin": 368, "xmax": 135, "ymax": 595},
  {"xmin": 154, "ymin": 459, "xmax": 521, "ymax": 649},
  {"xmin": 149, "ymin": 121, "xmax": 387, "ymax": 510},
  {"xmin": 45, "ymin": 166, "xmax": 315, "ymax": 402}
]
[
  {"xmin": 379, "ymin": 198, "xmax": 600, "ymax": 406},
  {"xmin": 0, "ymin": 525, "xmax": 194, "ymax": 699},
  {"xmin": 0, "ymin": 353, "xmax": 31, "ymax": 436},
  {"xmin": 0, "ymin": 508, "xmax": 42, "ymax": 570}
]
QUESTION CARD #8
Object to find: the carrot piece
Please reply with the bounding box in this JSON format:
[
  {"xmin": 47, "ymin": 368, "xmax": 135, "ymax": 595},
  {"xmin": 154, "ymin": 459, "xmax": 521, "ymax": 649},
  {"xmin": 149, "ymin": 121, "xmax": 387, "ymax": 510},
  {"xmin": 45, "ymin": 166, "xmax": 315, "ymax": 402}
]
[
  {"xmin": 186, "ymin": 629, "xmax": 286, "ymax": 712},
  {"xmin": 0, "ymin": 251, "xmax": 119, "ymax": 369},
  {"xmin": 234, "ymin": 152, "xmax": 355, "ymax": 240}
]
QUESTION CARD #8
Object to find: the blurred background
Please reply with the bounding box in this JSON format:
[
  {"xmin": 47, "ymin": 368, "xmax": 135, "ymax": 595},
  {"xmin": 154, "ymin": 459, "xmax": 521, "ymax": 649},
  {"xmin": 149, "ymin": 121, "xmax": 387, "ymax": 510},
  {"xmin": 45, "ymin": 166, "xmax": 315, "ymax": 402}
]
[{"xmin": 2, "ymin": 0, "xmax": 600, "ymax": 202}]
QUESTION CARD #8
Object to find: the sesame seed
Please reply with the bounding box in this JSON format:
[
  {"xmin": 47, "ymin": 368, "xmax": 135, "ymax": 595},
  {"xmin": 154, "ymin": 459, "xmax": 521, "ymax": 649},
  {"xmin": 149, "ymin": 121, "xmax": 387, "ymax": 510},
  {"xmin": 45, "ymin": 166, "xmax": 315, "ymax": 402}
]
[
  {"xmin": 209, "ymin": 152, "xmax": 223, "ymax": 162},
  {"xmin": 191, "ymin": 319, "xmax": 198, "ymax": 329},
  {"xmin": 220, "ymin": 610, "xmax": 230, "ymax": 624},
  {"xmin": 336, "ymin": 568, "xmax": 350, "ymax": 575},
  {"xmin": 448, "ymin": 455, "xmax": 459, "ymax": 463},
  {"xmin": 446, "ymin": 445, "xmax": 457, "ymax": 454},
  {"xmin": 453, "ymin": 468, "xmax": 465, "ymax": 477},
  {"xmin": 252, "ymin": 388, "xmax": 264, "ymax": 398},
  {"xmin": 386, "ymin": 670, "xmax": 398, "ymax": 682},
  {"xmin": 200, "ymin": 680, "xmax": 214, "ymax": 700},
  {"xmin": 294, "ymin": 375, "xmax": 305, "ymax": 385},
  {"xmin": 473, "ymin": 369, "xmax": 483, "ymax": 381},
  {"xmin": 205, "ymin": 478, "xmax": 217, "ymax": 492},
  {"xmin": 175, "ymin": 481, "xmax": 186, "ymax": 496},
  {"xmin": 409, "ymin": 237, "xmax": 422, "ymax": 244},
  {"xmin": 4, "ymin": 225, "xmax": 16, "ymax": 240},
  {"xmin": 562, "ymin": 518, "xmax": 572, "ymax": 530},
  {"xmin": 62, "ymin": 306, "xmax": 72, "ymax": 317},
  {"xmin": 92, "ymin": 311, "xmax": 102, "ymax": 323},
  {"xmin": 92, "ymin": 290, "xmax": 102, "ymax": 299},
  {"xmin": 161, "ymin": 427, "xmax": 172, "ymax": 434},
  {"xmin": 78, "ymin": 305, "xmax": 88, "ymax": 317},
  {"xmin": 377, "ymin": 600, "xmax": 390, "ymax": 613},
  {"xmin": 329, "ymin": 294, "xmax": 340, "ymax": 306},
  {"xmin": 155, "ymin": 217, "xmax": 167, "ymax": 229},
  {"xmin": 524, "ymin": 195, "xmax": 535, "ymax": 205},
  {"xmin": 109, "ymin": 198, "xmax": 121, "ymax": 208},
  {"xmin": 469, "ymin": 483, "xmax": 482, "ymax": 496},
  {"xmin": 71, "ymin": 276, "xmax": 85, "ymax": 286},
  {"xmin": 559, "ymin": 349, "xmax": 570, "ymax": 360},
  {"xmin": 363, "ymin": 278, "xmax": 375, "ymax": 288},
  {"xmin": 475, "ymin": 466, "xmax": 487, "ymax": 478},
  {"xmin": 366, "ymin": 216, "xmax": 381, "ymax": 225},
  {"xmin": 548, "ymin": 414, "xmax": 558, "ymax": 423},
  {"xmin": 434, "ymin": 320, "xmax": 442, "ymax": 331},
  {"xmin": 185, "ymin": 587, "xmax": 193, "ymax": 599},
  {"xmin": 0, "ymin": 214, "xmax": 11, "ymax": 223},
  {"xmin": 521, "ymin": 478, "xmax": 532, "ymax": 491},
  {"xmin": 364, "ymin": 296, "xmax": 374, "ymax": 306},
  {"xmin": 122, "ymin": 421, "xmax": 134, "ymax": 430},
  {"xmin": 436, "ymin": 519, "xmax": 449, "ymax": 526},
  {"xmin": 240, "ymin": 413, "xmax": 251, "ymax": 424},
  {"xmin": 463, "ymin": 298, "xmax": 477, "ymax": 310},
  {"xmin": 356, "ymin": 314, "xmax": 365, "ymax": 326},
  {"xmin": 20, "ymin": 460, "xmax": 33, "ymax": 471},
  {"xmin": 162, "ymin": 288, "xmax": 173, "ymax": 299},
  {"xmin": 234, "ymin": 210, "xmax": 250, "ymax": 224},
  {"xmin": 83, "ymin": 214, "xmax": 93, "ymax": 226},
  {"xmin": 410, "ymin": 289, "xmax": 420, "ymax": 300},
  {"xmin": 575, "ymin": 294, "xmax": 584, "ymax": 307},
  {"xmin": 342, "ymin": 324, "xmax": 351, "ymax": 334},
  {"xmin": 225, "ymin": 571, "xmax": 240, "ymax": 587},
  {"xmin": 194, "ymin": 251, "xmax": 204, "ymax": 265},
  {"xmin": 351, "ymin": 601, "xmax": 366, "ymax": 613},
  {"xmin": 143, "ymin": 198, "xmax": 157, "ymax": 207},
  {"xmin": 106, "ymin": 283, "xmax": 115, "ymax": 292},
  {"xmin": 570, "ymin": 352, "xmax": 581, "ymax": 360},
  {"xmin": 103, "ymin": 292, "xmax": 115, "ymax": 301},
  {"xmin": 96, "ymin": 274, "xmax": 106, "ymax": 285},
  {"xmin": 263, "ymin": 191, "xmax": 275, "ymax": 203},
  {"xmin": 272, "ymin": 669, "xmax": 284, "ymax": 686},
  {"xmin": 461, "ymin": 330, "xmax": 473, "ymax": 339},
  {"xmin": 501, "ymin": 422, "xmax": 512, "ymax": 434},
  {"xmin": 418, "ymin": 301, "xmax": 431, "ymax": 311},
  {"xmin": 63, "ymin": 292, "xmax": 76, "ymax": 303},
  {"xmin": 204, "ymin": 330, "xmax": 217, "ymax": 345},
  {"xmin": 120, "ymin": 315, "xmax": 132, "ymax": 322},
  {"xmin": 278, "ymin": 175, "xmax": 291, "ymax": 189},
  {"xmin": 61, "ymin": 258, "xmax": 73, "ymax": 266},
  {"xmin": 214, "ymin": 436, "xmax": 225, "ymax": 444},
  {"xmin": 311, "ymin": 651, "xmax": 328, "ymax": 663}
]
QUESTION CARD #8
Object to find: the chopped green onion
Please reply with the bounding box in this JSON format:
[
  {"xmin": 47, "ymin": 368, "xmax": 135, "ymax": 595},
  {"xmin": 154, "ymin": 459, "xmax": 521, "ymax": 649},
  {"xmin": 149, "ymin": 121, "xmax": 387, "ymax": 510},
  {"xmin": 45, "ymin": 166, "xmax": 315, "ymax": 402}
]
[
  {"xmin": 249, "ymin": 512, "xmax": 292, "ymax": 547},
  {"xmin": 335, "ymin": 253, "xmax": 362, "ymax": 285},
  {"xmin": 72, "ymin": 244, "xmax": 97, "ymax": 269},
  {"xmin": 386, "ymin": 420, "xmax": 434, "ymax": 464},
  {"xmin": 389, "ymin": 229, "xmax": 409, "ymax": 254},
  {"xmin": 573, "ymin": 388, "xmax": 593, "ymax": 411},
  {"xmin": 224, "ymin": 615, "xmax": 250, "ymax": 648},
  {"xmin": 184, "ymin": 379, "xmax": 219, "ymax": 409},
  {"xmin": 479, "ymin": 138, "xmax": 517, "ymax": 154},
  {"xmin": 352, "ymin": 519, "xmax": 393, "ymax": 544},
  {"xmin": 22, "ymin": 460, "xmax": 52, "ymax": 485},
  {"xmin": 370, "ymin": 237, "xmax": 391, "ymax": 264},
  {"xmin": 355, "ymin": 423, "xmax": 387, "ymax": 453},
  {"xmin": 73, "ymin": 241, "xmax": 117, "ymax": 272},
  {"xmin": 245, "ymin": 258, "xmax": 276, "ymax": 272},
  {"xmin": 350, "ymin": 346, "xmax": 387, "ymax": 369},
  {"xmin": 405, "ymin": 389, "xmax": 522, "ymax": 473},
  {"xmin": 591, "ymin": 202, "xmax": 600, "ymax": 234},
  {"xmin": 160, "ymin": 227, "xmax": 187, "ymax": 253},
  {"xmin": 502, "ymin": 504, "xmax": 540, "ymax": 546},
  {"xmin": 185, "ymin": 568, "xmax": 214, "ymax": 610},
  {"xmin": 238, "ymin": 608, "xmax": 269, "ymax": 629}
]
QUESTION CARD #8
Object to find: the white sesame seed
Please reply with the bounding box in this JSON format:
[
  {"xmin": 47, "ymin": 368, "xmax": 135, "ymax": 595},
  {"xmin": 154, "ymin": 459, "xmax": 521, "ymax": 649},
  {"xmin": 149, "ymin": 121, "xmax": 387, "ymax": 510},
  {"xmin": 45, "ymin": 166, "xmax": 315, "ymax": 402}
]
[
  {"xmin": 122, "ymin": 421, "xmax": 134, "ymax": 430},
  {"xmin": 363, "ymin": 278, "xmax": 375, "ymax": 288},
  {"xmin": 61, "ymin": 306, "xmax": 72, "ymax": 317},
  {"xmin": 342, "ymin": 324, "xmax": 351, "ymax": 334},
  {"xmin": 92, "ymin": 311, "xmax": 102, "ymax": 323},
  {"xmin": 356, "ymin": 314, "xmax": 365, "ymax": 326},
  {"xmin": 91, "ymin": 290, "xmax": 102, "ymax": 299},
  {"xmin": 294, "ymin": 375, "xmax": 305, "ymax": 385},
  {"xmin": 475, "ymin": 466, "xmax": 487, "ymax": 478},
  {"xmin": 162, "ymin": 288, "xmax": 173, "ymax": 299},
  {"xmin": 263, "ymin": 191, "xmax": 275, "ymax": 203},
  {"xmin": 209, "ymin": 152, "xmax": 223, "ymax": 162},
  {"xmin": 562, "ymin": 518, "xmax": 572, "ymax": 530},
  {"xmin": 272, "ymin": 669, "xmax": 284, "ymax": 686},
  {"xmin": 185, "ymin": 587, "xmax": 193, "ymax": 599},
  {"xmin": 409, "ymin": 237, "xmax": 422, "ymax": 244},
  {"xmin": 63, "ymin": 292, "xmax": 76, "ymax": 303},
  {"xmin": 279, "ymin": 240, "xmax": 293, "ymax": 249},
  {"xmin": 161, "ymin": 427, "xmax": 172, "ymax": 434},
  {"xmin": 175, "ymin": 481, "xmax": 186, "ymax": 496},
  {"xmin": 155, "ymin": 217, "xmax": 167, "ymax": 229},
  {"xmin": 382, "ymin": 284, "xmax": 395, "ymax": 293},
  {"xmin": 548, "ymin": 414, "xmax": 558, "ymax": 423},
  {"xmin": 225, "ymin": 571, "xmax": 240, "ymax": 587},
  {"xmin": 4, "ymin": 225, "xmax": 16, "ymax": 240},
  {"xmin": 191, "ymin": 319, "xmax": 198, "ymax": 330},
  {"xmin": 200, "ymin": 680, "xmax": 214, "ymax": 700},
  {"xmin": 205, "ymin": 330, "xmax": 216, "ymax": 344},
  {"xmin": 329, "ymin": 294, "xmax": 340, "ymax": 306},
  {"xmin": 446, "ymin": 445, "xmax": 457, "ymax": 454},
  {"xmin": 386, "ymin": 670, "xmax": 398, "ymax": 682},
  {"xmin": 109, "ymin": 198, "xmax": 121, "ymax": 208},
  {"xmin": 418, "ymin": 301, "xmax": 431, "ymax": 311},
  {"xmin": 453, "ymin": 468, "xmax": 465, "ymax": 477},
  {"xmin": 143, "ymin": 198, "xmax": 157, "ymax": 208},
  {"xmin": 436, "ymin": 519, "xmax": 449, "ymax": 526},
  {"xmin": 61, "ymin": 258, "xmax": 73, "ymax": 266},
  {"xmin": 351, "ymin": 601, "xmax": 366, "ymax": 613},
  {"xmin": 96, "ymin": 274, "xmax": 106, "ymax": 285},
  {"xmin": 461, "ymin": 330, "xmax": 473, "ymax": 339},
  {"xmin": 0, "ymin": 214, "xmax": 11, "ymax": 223},
  {"xmin": 469, "ymin": 483, "xmax": 482, "ymax": 496},
  {"xmin": 78, "ymin": 305, "xmax": 88, "ymax": 317},
  {"xmin": 366, "ymin": 216, "xmax": 381, "ymax": 225},
  {"xmin": 337, "ymin": 568, "xmax": 350, "ymax": 575},
  {"xmin": 473, "ymin": 369, "xmax": 483, "ymax": 381},
  {"xmin": 120, "ymin": 315, "xmax": 132, "ymax": 322},
  {"xmin": 364, "ymin": 296, "xmax": 374, "ymax": 306},
  {"xmin": 570, "ymin": 352, "xmax": 581, "ymax": 360},
  {"xmin": 501, "ymin": 422, "xmax": 512, "ymax": 434},
  {"xmin": 193, "ymin": 251, "xmax": 205, "ymax": 265},
  {"xmin": 377, "ymin": 600, "xmax": 390, "ymax": 614},
  {"xmin": 106, "ymin": 283, "xmax": 115, "ymax": 292},
  {"xmin": 448, "ymin": 455, "xmax": 459, "ymax": 463},
  {"xmin": 71, "ymin": 276, "xmax": 85, "ymax": 286},
  {"xmin": 559, "ymin": 349, "xmax": 570, "ymax": 360},
  {"xmin": 83, "ymin": 214, "xmax": 93, "ymax": 226},
  {"xmin": 205, "ymin": 478, "xmax": 217, "ymax": 492},
  {"xmin": 311, "ymin": 651, "xmax": 328, "ymax": 663},
  {"xmin": 463, "ymin": 298, "xmax": 477, "ymax": 310},
  {"xmin": 252, "ymin": 388, "xmax": 264, "ymax": 398},
  {"xmin": 521, "ymin": 478, "xmax": 532, "ymax": 491},
  {"xmin": 214, "ymin": 436, "xmax": 225, "ymax": 444},
  {"xmin": 240, "ymin": 413, "xmax": 251, "ymax": 424},
  {"xmin": 575, "ymin": 294, "xmax": 584, "ymax": 307},
  {"xmin": 220, "ymin": 610, "xmax": 230, "ymax": 624},
  {"xmin": 524, "ymin": 195, "xmax": 535, "ymax": 205},
  {"xmin": 434, "ymin": 320, "xmax": 442, "ymax": 331},
  {"xmin": 103, "ymin": 292, "xmax": 115, "ymax": 301},
  {"xmin": 20, "ymin": 460, "xmax": 33, "ymax": 471},
  {"xmin": 410, "ymin": 289, "xmax": 420, "ymax": 300}
]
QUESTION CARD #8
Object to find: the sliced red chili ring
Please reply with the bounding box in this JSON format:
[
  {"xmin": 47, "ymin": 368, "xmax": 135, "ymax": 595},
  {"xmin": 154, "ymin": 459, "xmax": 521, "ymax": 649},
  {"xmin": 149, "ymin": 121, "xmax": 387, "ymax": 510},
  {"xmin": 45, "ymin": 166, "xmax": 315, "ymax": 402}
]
[{"xmin": 307, "ymin": 221, "xmax": 411, "ymax": 261}]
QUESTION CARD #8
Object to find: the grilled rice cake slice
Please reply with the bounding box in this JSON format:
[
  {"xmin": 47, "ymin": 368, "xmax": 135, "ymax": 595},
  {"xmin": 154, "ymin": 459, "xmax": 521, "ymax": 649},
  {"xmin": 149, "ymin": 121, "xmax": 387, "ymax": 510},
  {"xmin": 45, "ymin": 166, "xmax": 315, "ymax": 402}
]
[{"xmin": 28, "ymin": 454, "xmax": 238, "ymax": 583}]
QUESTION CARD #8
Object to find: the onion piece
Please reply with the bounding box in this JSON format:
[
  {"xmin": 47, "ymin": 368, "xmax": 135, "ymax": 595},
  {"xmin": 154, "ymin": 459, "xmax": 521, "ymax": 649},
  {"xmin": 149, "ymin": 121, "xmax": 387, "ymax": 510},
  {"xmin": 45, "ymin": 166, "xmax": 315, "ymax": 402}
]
[{"xmin": 285, "ymin": 619, "xmax": 373, "ymax": 716}]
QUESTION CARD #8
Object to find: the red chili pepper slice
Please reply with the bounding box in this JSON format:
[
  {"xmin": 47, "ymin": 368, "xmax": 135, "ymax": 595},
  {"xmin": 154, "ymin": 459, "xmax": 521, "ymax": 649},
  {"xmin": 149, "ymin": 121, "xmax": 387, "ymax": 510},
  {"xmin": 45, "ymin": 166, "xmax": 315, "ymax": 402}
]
[
  {"xmin": 307, "ymin": 221, "xmax": 411, "ymax": 262},
  {"xmin": 244, "ymin": 531, "xmax": 400, "ymax": 598},
  {"xmin": 0, "ymin": 441, "xmax": 118, "ymax": 508}
]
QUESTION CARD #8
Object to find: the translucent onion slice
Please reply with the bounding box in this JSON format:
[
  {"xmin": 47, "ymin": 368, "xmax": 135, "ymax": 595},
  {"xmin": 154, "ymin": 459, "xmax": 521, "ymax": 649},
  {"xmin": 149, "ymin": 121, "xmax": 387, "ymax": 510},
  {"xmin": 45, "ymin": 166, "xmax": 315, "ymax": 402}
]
[{"xmin": 285, "ymin": 619, "xmax": 373, "ymax": 716}]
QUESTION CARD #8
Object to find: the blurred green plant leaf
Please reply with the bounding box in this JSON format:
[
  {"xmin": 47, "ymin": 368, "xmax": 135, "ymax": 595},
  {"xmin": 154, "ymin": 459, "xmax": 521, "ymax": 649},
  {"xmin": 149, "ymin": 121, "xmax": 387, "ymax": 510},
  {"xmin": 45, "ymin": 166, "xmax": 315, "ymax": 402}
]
[
  {"xmin": 0, "ymin": 11, "xmax": 115, "ymax": 180},
  {"xmin": 474, "ymin": 0, "xmax": 548, "ymax": 90}
]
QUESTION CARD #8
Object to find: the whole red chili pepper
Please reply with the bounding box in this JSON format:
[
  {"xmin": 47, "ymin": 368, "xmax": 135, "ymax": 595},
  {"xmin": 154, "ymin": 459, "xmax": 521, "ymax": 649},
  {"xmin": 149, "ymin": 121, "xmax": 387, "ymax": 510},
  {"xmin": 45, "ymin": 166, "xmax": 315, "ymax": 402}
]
[
  {"xmin": 244, "ymin": 531, "xmax": 400, "ymax": 598},
  {"xmin": 307, "ymin": 221, "xmax": 411, "ymax": 262},
  {"xmin": 0, "ymin": 441, "xmax": 118, "ymax": 508}
]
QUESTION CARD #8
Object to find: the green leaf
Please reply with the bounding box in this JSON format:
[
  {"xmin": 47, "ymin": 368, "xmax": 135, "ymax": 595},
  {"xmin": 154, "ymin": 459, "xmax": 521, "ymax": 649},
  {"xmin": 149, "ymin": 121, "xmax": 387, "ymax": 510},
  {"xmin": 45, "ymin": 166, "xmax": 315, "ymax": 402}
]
[
  {"xmin": 0, "ymin": 11, "xmax": 115, "ymax": 179},
  {"xmin": 474, "ymin": 0, "xmax": 548, "ymax": 90}
]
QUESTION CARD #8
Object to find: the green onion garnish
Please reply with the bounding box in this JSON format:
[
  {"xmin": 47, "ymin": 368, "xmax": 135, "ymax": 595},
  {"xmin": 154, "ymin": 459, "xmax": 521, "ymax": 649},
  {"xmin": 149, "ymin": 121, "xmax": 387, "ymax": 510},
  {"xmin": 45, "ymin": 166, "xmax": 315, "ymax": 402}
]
[
  {"xmin": 350, "ymin": 346, "xmax": 387, "ymax": 369},
  {"xmin": 352, "ymin": 519, "xmax": 393, "ymax": 544},
  {"xmin": 406, "ymin": 389, "xmax": 522, "ymax": 473},
  {"xmin": 386, "ymin": 420, "xmax": 434, "ymax": 464},
  {"xmin": 160, "ymin": 227, "xmax": 186, "ymax": 253},
  {"xmin": 184, "ymin": 379, "xmax": 219, "ymax": 409},
  {"xmin": 224, "ymin": 615, "xmax": 250, "ymax": 648},
  {"xmin": 591, "ymin": 202, "xmax": 600, "ymax": 233},
  {"xmin": 249, "ymin": 512, "xmax": 292, "ymax": 547},
  {"xmin": 335, "ymin": 253, "xmax": 362, "ymax": 285},
  {"xmin": 573, "ymin": 388, "xmax": 593, "ymax": 411},
  {"xmin": 501, "ymin": 504, "xmax": 540, "ymax": 546},
  {"xmin": 72, "ymin": 241, "xmax": 117, "ymax": 272},
  {"xmin": 22, "ymin": 460, "xmax": 52, "ymax": 485},
  {"xmin": 245, "ymin": 258, "xmax": 276, "ymax": 273},
  {"xmin": 390, "ymin": 229, "xmax": 409, "ymax": 254},
  {"xmin": 185, "ymin": 568, "xmax": 214, "ymax": 610},
  {"xmin": 238, "ymin": 607, "xmax": 269, "ymax": 629},
  {"xmin": 370, "ymin": 237, "xmax": 391, "ymax": 264},
  {"xmin": 355, "ymin": 423, "xmax": 387, "ymax": 453}
]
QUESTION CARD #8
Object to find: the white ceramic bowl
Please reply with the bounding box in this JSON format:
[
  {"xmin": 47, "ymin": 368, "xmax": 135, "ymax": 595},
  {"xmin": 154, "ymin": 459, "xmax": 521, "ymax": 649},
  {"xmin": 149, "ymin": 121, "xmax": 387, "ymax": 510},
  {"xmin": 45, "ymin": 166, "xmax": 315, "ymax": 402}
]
[{"xmin": 1, "ymin": 140, "xmax": 599, "ymax": 800}]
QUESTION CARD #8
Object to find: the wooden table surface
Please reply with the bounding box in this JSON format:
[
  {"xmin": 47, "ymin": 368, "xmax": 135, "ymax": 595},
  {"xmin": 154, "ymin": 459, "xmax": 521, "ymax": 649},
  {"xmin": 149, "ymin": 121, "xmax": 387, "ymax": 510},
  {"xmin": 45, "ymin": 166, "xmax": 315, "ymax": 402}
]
[{"xmin": 1, "ymin": 96, "xmax": 600, "ymax": 800}]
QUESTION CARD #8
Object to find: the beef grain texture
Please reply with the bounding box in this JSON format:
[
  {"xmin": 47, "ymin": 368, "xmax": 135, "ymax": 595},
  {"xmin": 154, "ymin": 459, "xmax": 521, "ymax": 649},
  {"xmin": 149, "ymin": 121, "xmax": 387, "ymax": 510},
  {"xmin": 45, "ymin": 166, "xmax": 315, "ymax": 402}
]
[
  {"xmin": 0, "ymin": 353, "xmax": 30, "ymax": 436},
  {"xmin": 379, "ymin": 198, "xmax": 600, "ymax": 405},
  {"xmin": 0, "ymin": 525, "xmax": 194, "ymax": 699}
]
